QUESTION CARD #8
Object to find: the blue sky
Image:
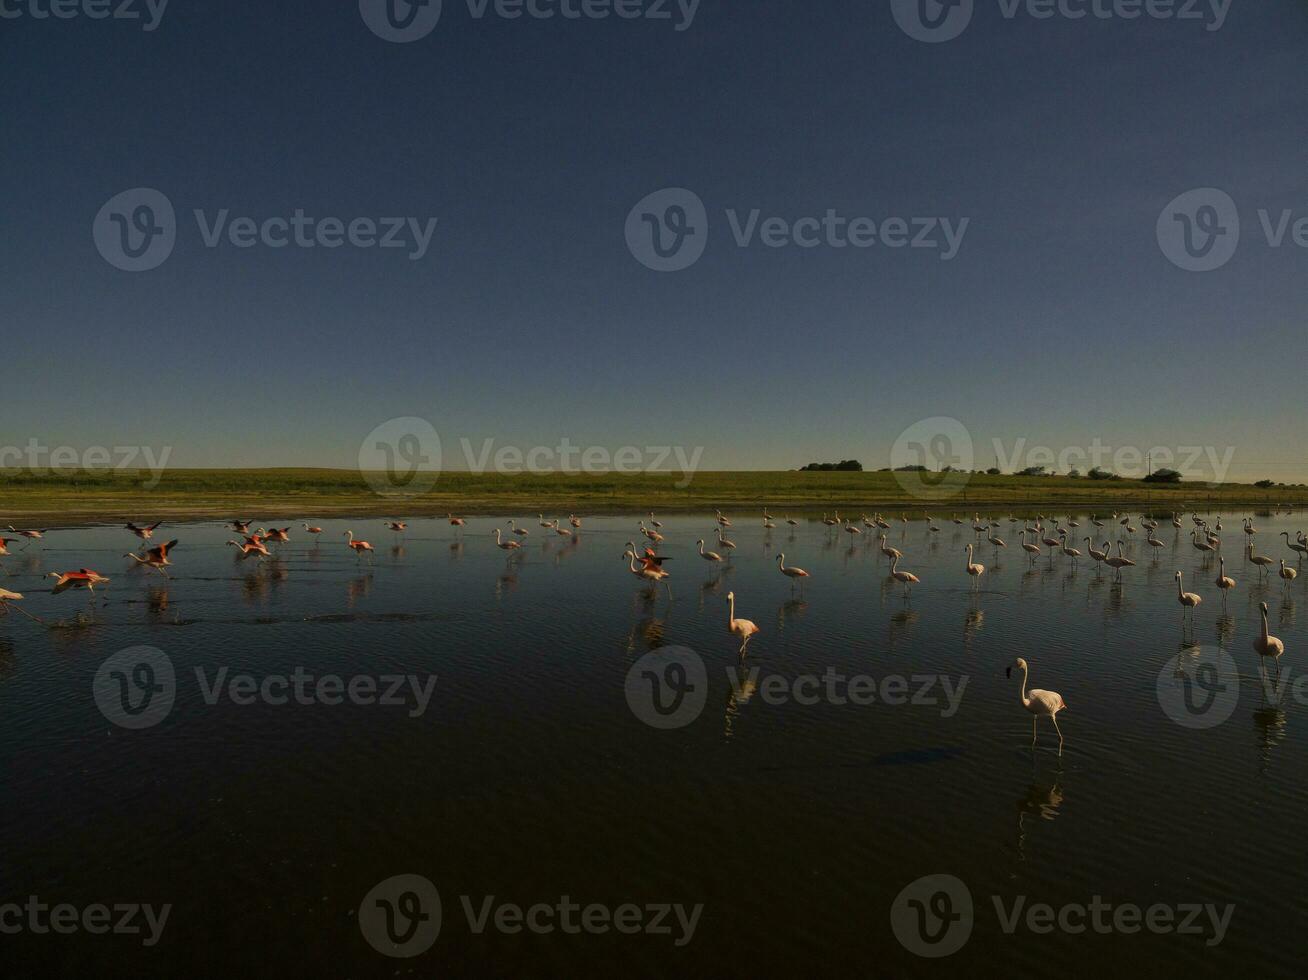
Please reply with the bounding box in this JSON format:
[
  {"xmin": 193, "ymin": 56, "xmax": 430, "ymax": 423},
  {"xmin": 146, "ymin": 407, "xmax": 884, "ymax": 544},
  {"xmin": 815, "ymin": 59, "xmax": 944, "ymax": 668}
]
[{"xmin": 2, "ymin": 0, "xmax": 1304, "ymax": 481}]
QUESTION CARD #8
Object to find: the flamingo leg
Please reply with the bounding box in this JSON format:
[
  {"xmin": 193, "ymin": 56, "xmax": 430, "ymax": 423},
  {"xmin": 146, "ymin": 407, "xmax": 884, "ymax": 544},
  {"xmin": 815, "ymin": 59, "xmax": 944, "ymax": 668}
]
[
  {"xmin": 1052, "ymin": 714, "xmax": 1064, "ymax": 756},
  {"xmin": 1031, "ymin": 715, "xmax": 1038, "ymax": 745}
]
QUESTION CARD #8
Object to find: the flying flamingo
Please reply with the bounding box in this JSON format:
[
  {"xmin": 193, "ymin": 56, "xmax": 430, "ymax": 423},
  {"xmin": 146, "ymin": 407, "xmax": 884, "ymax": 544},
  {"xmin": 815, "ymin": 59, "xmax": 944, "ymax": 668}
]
[
  {"xmin": 126, "ymin": 521, "xmax": 162, "ymax": 543},
  {"xmin": 0, "ymin": 587, "xmax": 24, "ymax": 614},
  {"xmin": 1175, "ymin": 571, "xmax": 1202, "ymax": 623},
  {"xmin": 492, "ymin": 528, "xmax": 521, "ymax": 552},
  {"xmin": 964, "ymin": 543, "xmax": 985, "ymax": 589},
  {"xmin": 228, "ymin": 520, "xmax": 252, "ymax": 534},
  {"xmin": 726, "ymin": 591, "xmax": 758, "ymax": 654},
  {"xmin": 47, "ymin": 569, "xmax": 111, "ymax": 598},
  {"xmin": 126, "ymin": 539, "xmax": 178, "ymax": 577},
  {"xmin": 262, "ymin": 527, "xmax": 291, "ymax": 543},
  {"xmin": 1214, "ymin": 557, "xmax": 1235, "ymax": 605},
  {"xmin": 343, "ymin": 530, "xmax": 374, "ymax": 561},
  {"xmin": 227, "ymin": 538, "xmax": 270, "ymax": 559},
  {"xmin": 384, "ymin": 521, "xmax": 407, "ymax": 533},
  {"xmin": 623, "ymin": 549, "xmax": 671, "ymax": 598},
  {"xmin": 776, "ymin": 553, "xmax": 809, "ymax": 593},
  {"xmin": 1007, "ymin": 657, "xmax": 1067, "ymax": 755},
  {"xmin": 5, "ymin": 525, "xmax": 47, "ymax": 549},
  {"xmin": 890, "ymin": 554, "xmax": 920, "ymax": 596}
]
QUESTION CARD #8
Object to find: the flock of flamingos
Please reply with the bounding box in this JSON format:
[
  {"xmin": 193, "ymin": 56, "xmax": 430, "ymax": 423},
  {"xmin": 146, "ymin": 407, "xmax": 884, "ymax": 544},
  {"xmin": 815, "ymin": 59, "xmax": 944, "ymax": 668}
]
[{"xmin": 0, "ymin": 507, "xmax": 1304, "ymax": 755}]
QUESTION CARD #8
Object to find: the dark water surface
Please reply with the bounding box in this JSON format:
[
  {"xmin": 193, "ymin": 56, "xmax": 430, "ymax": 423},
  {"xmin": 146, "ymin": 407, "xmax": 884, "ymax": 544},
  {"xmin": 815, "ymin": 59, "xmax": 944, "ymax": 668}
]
[{"xmin": 1, "ymin": 511, "xmax": 1305, "ymax": 977}]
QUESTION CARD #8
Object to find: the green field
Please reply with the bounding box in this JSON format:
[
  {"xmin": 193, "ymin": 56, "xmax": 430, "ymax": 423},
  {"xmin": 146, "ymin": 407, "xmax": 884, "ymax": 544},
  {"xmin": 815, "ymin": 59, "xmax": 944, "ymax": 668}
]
[{"xmin": 1, "ymin": 468, "xmax": 1303, "ymax": 525}]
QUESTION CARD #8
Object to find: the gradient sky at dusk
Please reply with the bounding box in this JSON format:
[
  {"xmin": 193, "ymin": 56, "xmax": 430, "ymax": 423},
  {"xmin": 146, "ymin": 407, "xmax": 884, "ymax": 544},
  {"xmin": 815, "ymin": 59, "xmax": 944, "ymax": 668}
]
[{"xmin": 3, "ymin": 0, "xmax": 1305, "ymax": 480}]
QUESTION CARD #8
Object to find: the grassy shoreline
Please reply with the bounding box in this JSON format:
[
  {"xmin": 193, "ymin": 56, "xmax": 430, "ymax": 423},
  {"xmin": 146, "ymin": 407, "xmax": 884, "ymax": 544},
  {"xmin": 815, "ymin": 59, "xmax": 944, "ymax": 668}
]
[{"xmin": 1, "ymin": 469, "xmax": 1304, "ymax": 526}]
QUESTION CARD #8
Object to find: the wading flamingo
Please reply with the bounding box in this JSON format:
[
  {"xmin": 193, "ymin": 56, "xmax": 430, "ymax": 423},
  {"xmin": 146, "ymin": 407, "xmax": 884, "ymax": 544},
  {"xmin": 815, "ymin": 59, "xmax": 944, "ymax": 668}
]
[
  {"xmin": 1175, "ymin": 571, "xmax": 1202, "ymax": 622},
  {"xmin": 492, "ymin": 528, "xmax": 521, "ymax": 552},
  {"xmin": 1007, "ymin": 657, "xmax": 1067, "ymax": 755},
  {"xmin": 1247, "ymin": 542, "xmax": 1274, "ymax": 579},
  {"xmin": 1104, "ymin": 543, "xmax": 1135, "ymax": 581},
  {"xmin": 1280, "ymin": 531, "xmax": 1307, "ymax": 561},
  {"xmin": 697, "ymin": 539, "xmax": 723, "ymax": 563},
  {"xmin": 1253, "ymin": 601, "xmax": 1284, "ymax": 679},
  {"xmin": 964, "ymin": 543, "xmax": 985, "ymax": 589},
  {"xmin": 344, "ymin": 530, "xmax": 374, "ymax": 561},
  {"xmin": 776, "ymin": 553, "xmax": 809, "ymax": 592},
  {"xmin": 1019, "ymin": 531, "xmax": 1041, "ymax": 565},
  {"xmin": 726, "ymin": 591, "xmax": 758, "ymax": 654},
  {"xmin": 228, "ymin": 539, "xmax": 270, "ymax": 559},
  {"xmin": 890, "ymin": 554, "xmax": 920, "ymax": 596},
  {"xmin": 1279, "ymin": 560, "xmax": 1298, "ymax": 589},
  {"xmin": 1214, "ymin": 557, "xmax": 1235, "ymax": 605},
  {"xmin": 303, "ymin": 523, "xmax": 324, "ymax": 535},
  {"xmin": 623, "ymin": 549, "xmax": 671, "ymax": 598}
]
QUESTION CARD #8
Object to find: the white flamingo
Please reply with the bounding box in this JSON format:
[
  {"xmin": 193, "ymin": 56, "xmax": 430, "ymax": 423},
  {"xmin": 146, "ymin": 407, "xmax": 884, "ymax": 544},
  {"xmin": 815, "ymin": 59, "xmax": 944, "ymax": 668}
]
[
  {"xmin": 726, "ymin": 591, "xmax": 758, "ymax": 654},
  {"xmin": 696, "ymin": 539, "xmax": 723, "ymax": 563},
  {"xmin": 964, "ymin": 543, "xmax": 985, "ymax": 589},
  {"xmin": 1007, "ymin": 657, "xmax": 1067, "ymax": 755},
  {"xmin": 1175, "ymin": 571, "xmax": 1202, "ymax": 622},
  {"xmin": 890, "ymin": 554, "xmax": 920, "ymax": 596},
  {"xmin": 776, "ymin": 553, "xmax": 809, "ymax": 593}
]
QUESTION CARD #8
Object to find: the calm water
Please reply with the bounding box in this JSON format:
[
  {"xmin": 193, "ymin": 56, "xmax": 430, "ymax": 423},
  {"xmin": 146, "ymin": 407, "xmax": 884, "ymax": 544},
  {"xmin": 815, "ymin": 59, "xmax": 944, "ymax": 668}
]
[{"xmin": 1, "ymin": 511, "xmax": 1305, "ymax": 977}]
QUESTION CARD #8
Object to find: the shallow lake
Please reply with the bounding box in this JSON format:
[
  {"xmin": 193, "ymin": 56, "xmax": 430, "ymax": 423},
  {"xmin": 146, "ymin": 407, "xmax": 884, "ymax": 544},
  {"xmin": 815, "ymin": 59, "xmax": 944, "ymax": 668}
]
[{"xmin": 1, "ymin": 510, "xmax": 1304, "ymax": 976}]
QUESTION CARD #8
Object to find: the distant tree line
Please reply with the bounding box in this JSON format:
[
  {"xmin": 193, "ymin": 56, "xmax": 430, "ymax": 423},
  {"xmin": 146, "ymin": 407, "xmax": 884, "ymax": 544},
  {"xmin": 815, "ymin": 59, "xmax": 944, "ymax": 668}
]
[{"xmin": 800, "ymin": 460, "xmax": 863, "ymax": 471}]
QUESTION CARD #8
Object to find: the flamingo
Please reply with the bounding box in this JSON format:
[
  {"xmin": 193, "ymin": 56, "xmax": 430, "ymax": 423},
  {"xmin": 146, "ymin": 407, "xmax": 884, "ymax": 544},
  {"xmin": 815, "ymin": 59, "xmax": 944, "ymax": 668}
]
[
  {"xmin": 1104, "ymin": 542, "xmax": 1135, "ymax": 581},
  {"xmin": 878, "ymin": 534, "xmax": 902, "ymax": 563},
  {"xmin": 5, "ymin": 525, "xmax": 47, "ymax": 549},
  {"xmin": 822, "ymin": 513, "xmax": 839, "ymax": 528},
  {"xmin": 125, "ymin": 539, "xmax": 178, "ymax": 577},
  {"xmin": 964, "ymin": 543, "xmax": 985, "ymax": 589},
  {"xmin": 697, "ymin": 539, "xmax": 723, "ymax": 563},
  {"xmin": 492, "ymin": 528, "xmax": 521, "ymax": 552},
  {"xmin": 715, "ymin": 510, "xmax": 732, "ymax": 528},
  {"xmin": 0, "ymin": 587, "xmax": 23, "ymax": 613},
  {"xmin": 384, "ymin": 521, "xmax": 407, "ymax": 533},
  {"xmin": 1019, "ymin": 531, "xmax": 1041, "ymax": 565},
  {"xmin": 47, "ymin": 569, "xmax": 110, "ymax": 597},
  {"xmin": 262, "ymin": 527, "xmax": 291, "ymax": 543},
  {"xmin": 1146, "ymin": 528, "xmax": 1165, "ymax": 555},
  {"xmin": 785, "ymin": 515, "xmax": 799, "ymax": 527},
  {"xmin": 726, "ymin": 591, "xmax": 758, "ymax": 654},
  {"xmin": 649, "ymin": 512, "xmax": 663, "ymax": 529},
  {"xmin": 1252, "ymin": 601, "xmax": 1285, "ymax": 677},
  {"xmin": 1214, "ymin": 557, "xmax": 1236, "ymax": 605},
  {"xmin": 549, "ymin": 520, "xmax": 572, "ymax": 537},
  {"xmin": 303, "ymin": 523, "xmax": 324, "ymax": 535},
  {"xmin": 1279, "ymin": 560, "xmax": 1298, "ymax": 589},
  {"xmin": 716, "ymin": 528, "xmax": 736, "ymax": 556},
  {"xmin": 568, "ymin": 515, "xmax": 582, "ymax": 528},
  {"xmin": 987, "ymin": 529, "xmax": 1006, "ymax": 552},
  {"xmin": 1175, "ymin": 571, "xmax": 1202, "ymax": 622},
  {"xmin": 448, "ymin": 513, "xmax": 468, "ymax": 530},
  {"xmin": 1190, "ymin": 529, "xmax": 1215, "ymax": 554},
  {"xmin": 776, "ymin": 553, "xmax": 809, "ymax": 592},
  {"xmin": 227, "ymin": 538, "xmax": 270, "ymax": 559},
  {"xmin": 623, "ymin": 549, "xmax": 671, "ymax": 598},
  {"xmin": 343, "ymin": 530, "xmax": 374, "ymax": 560},
  {"xmin": 228, "ymin": 520, "xmax": 252, "ymax": 534},
  {"xmin": 126, "ymin": 521, "xmax": 162, "ymax": 543},
  {"xmin": 1084, "ymin": 537, "xmax": 1108, "ymax": 573},
  {"xmin": 1007, "ymin": 657, "xmax": 1067, "ymax": 755},
  {"xmin": 890, "ymin": 553, "xmax": 920, "ymax": 596},
  {"xmin": 1058, "ymin": 531, "xmax": 1081, "ymax": 566},
  {"xmin": 1280, "ymin": 531, "xmax": 1308, "ymax": 561},
  {"xmin": 1247, "ymin": 542, "xmax": 1274, "ymax": 579},
  {"xmin": 507, "ymin": 519, "xmax": 529, "ymax": 537}
]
